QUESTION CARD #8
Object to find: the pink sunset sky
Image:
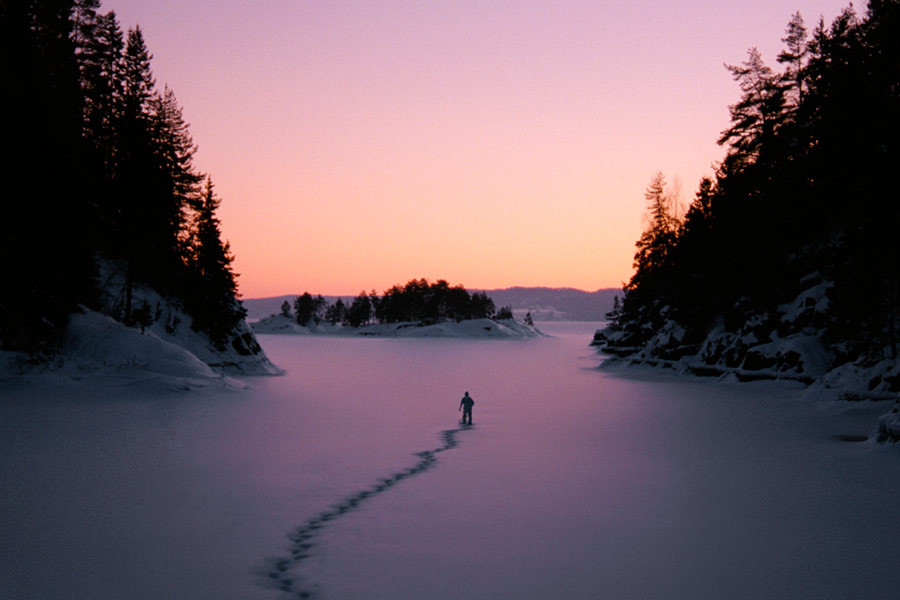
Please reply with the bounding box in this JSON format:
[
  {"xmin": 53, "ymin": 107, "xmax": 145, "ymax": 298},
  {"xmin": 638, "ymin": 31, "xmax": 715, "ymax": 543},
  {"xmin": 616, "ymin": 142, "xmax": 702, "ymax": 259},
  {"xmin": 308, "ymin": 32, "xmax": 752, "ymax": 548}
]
[{"xmin": 104, "ymin": 0, "xmax": 851, "ymax": 297}]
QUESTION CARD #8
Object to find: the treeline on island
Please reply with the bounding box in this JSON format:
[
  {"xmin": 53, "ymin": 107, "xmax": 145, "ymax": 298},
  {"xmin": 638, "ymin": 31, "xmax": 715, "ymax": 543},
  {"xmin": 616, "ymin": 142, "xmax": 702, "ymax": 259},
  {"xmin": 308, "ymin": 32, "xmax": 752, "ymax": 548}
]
[
  {"xmin": 284, "ymin": 279, "xmax": 517, "ymax": 328},
  {"xmin": 602, "ymin": 2, "xmax": 900, "ymax": 390},
  {"xmin": 1, "ymin": 1, "xmax": 250, "ymax": 354}
]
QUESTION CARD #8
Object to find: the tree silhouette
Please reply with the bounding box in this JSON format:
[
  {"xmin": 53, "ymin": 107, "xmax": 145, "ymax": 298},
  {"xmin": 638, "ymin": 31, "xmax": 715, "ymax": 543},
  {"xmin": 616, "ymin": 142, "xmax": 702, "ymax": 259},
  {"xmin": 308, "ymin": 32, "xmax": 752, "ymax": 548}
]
[
  {"xmin": 184, "ymin": 176, "xmax": 245, "ymax": 347},
  {"xmin": 1, "ymin": 1, "xmax": 254, "ymax": 356},
  {"xmin": 610, "ymin": 3, "xmax": 900, "ymax": 367}
]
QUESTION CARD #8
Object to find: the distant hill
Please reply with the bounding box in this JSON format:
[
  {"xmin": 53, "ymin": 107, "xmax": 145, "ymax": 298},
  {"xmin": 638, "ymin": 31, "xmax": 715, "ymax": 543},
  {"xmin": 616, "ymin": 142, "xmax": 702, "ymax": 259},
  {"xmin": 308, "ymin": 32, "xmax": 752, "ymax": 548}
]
[
  {"xmin": 242, "ymin": 287, "xmax": 620, "ymax": 322},
  {"xmin": 478, "ymin": 287, "xmax": 618, "ymax": 321}
]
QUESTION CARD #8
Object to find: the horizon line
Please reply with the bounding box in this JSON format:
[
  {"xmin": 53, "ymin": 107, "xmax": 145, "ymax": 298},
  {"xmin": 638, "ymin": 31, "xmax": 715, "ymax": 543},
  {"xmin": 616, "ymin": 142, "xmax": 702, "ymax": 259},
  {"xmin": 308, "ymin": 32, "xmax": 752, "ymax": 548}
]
[{"xmin": 241, "ymin": 285, "xmax": 623, "ymax": 300}]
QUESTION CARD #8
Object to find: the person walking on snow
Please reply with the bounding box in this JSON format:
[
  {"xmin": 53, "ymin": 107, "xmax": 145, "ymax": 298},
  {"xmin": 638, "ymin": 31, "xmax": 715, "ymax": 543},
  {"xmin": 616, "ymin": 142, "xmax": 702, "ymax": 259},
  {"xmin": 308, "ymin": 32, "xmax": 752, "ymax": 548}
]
[{"xmin": 459, "ymin": 391, "xmax": 475, "ymax": 425}]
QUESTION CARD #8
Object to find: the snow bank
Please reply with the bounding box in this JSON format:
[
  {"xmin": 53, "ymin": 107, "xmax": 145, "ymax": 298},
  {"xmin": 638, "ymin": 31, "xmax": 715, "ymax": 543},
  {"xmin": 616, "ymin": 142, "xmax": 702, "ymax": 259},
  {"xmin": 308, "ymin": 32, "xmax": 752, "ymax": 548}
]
[
  {"xmin": 1, "ymin": 306, "xmax": 284, "ymax": 390},
  {"xmin": 0, "ymin": 309, "xmax": 244, "ymax": 392},
  {"xmin": 63, "ymin": 309, "xmax": 218, "ymax": 380},
  {"xmin": 144, "ymin": 314, "xmax": 282, "ymax": 376},
  {"xmin": 252, "ymin": 314, "xmax": 544, "ymax": 339},
  {"xmin": 91, "ymin": 260, "xmax": 281, "ymax": 376},
  {"xmin": 252, "ymin": 314, "xmax": 341, "ymax": 335},
  {"xmin": 2, "ymin": 265, "xmax": 282, "ymax": 385},
  {"xmin": 823, "ymin": 359, "xmax": 900, "ymax": 400}
]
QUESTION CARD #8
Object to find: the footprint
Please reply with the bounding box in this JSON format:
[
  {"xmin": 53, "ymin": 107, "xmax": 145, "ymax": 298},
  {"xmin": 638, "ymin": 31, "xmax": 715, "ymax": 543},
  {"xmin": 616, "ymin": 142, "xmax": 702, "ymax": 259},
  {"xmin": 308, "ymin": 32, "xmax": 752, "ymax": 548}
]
[{"xmin": 257, "ymin": 426, "xmax": 470, "ymax": 598}]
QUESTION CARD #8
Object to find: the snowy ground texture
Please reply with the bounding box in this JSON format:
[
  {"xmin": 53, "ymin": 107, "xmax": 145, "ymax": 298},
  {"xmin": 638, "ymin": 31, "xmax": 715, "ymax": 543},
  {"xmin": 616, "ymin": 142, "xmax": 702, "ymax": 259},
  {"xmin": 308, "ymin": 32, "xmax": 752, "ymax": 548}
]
[{"xmin": 2, "ymin": 322, "xmax": 900, "ymax": 600}]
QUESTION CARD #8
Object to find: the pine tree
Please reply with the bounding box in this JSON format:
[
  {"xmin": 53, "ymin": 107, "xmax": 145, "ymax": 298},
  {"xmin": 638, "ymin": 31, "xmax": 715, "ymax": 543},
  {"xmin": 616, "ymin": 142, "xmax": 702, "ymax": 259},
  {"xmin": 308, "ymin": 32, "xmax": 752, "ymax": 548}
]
[
  {"xmin": 632, "ymin": 173, "xmax": 679, "ymax": 277},
  {"xmin": 345, "ymin": 292, "xmax": 372, "ymax": 327},
  {"xmin": 1, "ymin": 0, "xmax": 95, "ymax": 351},
  {"xmin": 719, "ymin": 48, "xmax": 784, "ymax": 159},
  {"xmin": 146, "ymin": 85, "xmax": 202, "ymax": 263},
  {"xmin": 469, "ymin": 292, "xmax": 495, "ymax": 319},
  {"xmin": 294, "ymin": 292, "xmax": 316, "ymax": 325},
  {"xmin": 80, "ymin": 10, "xmax": 124, "ymax": 179},
  {"xmin": 718, "ymin": 47, "xmax": 786, "ymax": 163},
  {"xmin": 120, "ymin": 25, "xmax": 154, "ymax": 120},
  {"xmin": 0, "ymin": 2, "xmax": 256, "ymax": 356},
  {"xmin": 185, "ymin": 176, "xmax": 245, "ymax": 347},
  {"xmin": 777, "ymin": 11, "xmax": 808, "ymax": 109},
  {"xmin": 446, "ymin": 285, "xmax": 471, "ymax": 322},
  {"xmin": 326, "ymin": 299, "xmax": 346, "ymax": 325}
]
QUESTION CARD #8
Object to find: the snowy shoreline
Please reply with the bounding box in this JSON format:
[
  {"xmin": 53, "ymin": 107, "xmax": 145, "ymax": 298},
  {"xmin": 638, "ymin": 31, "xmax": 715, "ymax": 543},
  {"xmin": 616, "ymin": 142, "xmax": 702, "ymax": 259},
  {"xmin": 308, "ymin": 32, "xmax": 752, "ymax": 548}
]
[
  {"xmin": 0, "ymin": 311, "xmax": 543, "ymax": 391},
  {"xmin": 594, "ymin": 341, "xmax": 900, "ymax": 443},
  {"xmin": 251, "ymin": 313, "xmax": 544, "ymax": 339},
  {"xmin": 593, "ymin": 274, "xmax": 900, "ymax": 440},
  {"xmin": 0, "ymin": 306, "xmax": 282, "ymax": 390}
]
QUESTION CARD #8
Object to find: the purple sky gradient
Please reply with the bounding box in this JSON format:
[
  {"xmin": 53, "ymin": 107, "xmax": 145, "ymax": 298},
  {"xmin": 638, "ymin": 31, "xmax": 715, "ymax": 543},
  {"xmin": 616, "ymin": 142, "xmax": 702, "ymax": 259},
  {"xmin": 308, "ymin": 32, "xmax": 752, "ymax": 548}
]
[{"xmin": 103, "ymin": 0, "xmax": 853, "ymax": 296}]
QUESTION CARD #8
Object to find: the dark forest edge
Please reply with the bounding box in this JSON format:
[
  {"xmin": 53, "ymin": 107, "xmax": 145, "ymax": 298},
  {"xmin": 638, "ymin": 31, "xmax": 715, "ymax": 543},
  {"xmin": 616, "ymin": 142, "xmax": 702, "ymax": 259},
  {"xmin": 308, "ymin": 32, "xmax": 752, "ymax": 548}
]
[
  {"xmin": 1, "ymin": 1, "xmax": 269, "ymax": 371},
  {"xmin": 597, "ymin": 2, "xmax": 900, "ymax": 434}
]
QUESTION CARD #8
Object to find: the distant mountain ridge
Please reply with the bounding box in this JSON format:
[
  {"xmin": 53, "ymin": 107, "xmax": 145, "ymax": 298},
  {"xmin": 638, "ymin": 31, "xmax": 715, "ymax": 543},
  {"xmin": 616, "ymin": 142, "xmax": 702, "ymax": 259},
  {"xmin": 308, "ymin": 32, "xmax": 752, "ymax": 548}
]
[
  {"xmin": 477, "ymin": 287, "xmax": 617, "ymax": 321},
  {"xmin": 242, "ymin": 287, "xmax": 619, "ymax": 322}
]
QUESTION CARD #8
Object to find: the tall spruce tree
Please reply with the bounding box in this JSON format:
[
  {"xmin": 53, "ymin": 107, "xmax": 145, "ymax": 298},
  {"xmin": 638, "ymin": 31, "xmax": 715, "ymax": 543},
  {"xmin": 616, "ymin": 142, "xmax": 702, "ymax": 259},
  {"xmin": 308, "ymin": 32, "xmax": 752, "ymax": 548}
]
[
  {"xmin": 76, "ymin": 8, "xmax": 124, "ymax": 188},
  {"xmin": 631, "ymin": 173, "xmax": 680, "ymax": 285},
  {"xmin": 186, "ymin": 176, "xmax": 245, "ymax": 347},
  {"xmin": 147, "ymin": 85, "xmax": 203, "ymax": 267},
  {"xmin": 777, "ymin": 12, "xmax": 809, "ymax": 109},
  {"xmin": 1, "ymin": 0, "xmax": 95, "ymax": 351},
  {"xmin": 718, "ymin": 47, "xmax": 787, "ymax": 164}
]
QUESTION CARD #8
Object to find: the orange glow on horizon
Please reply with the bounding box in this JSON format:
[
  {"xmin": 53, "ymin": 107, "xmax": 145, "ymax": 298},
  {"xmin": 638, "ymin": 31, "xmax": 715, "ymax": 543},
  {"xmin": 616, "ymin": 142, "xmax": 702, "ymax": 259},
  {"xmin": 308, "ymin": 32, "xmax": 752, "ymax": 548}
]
[{"xmin": 103, "ymin": 1, "xmax": 852, "ymax": 298}]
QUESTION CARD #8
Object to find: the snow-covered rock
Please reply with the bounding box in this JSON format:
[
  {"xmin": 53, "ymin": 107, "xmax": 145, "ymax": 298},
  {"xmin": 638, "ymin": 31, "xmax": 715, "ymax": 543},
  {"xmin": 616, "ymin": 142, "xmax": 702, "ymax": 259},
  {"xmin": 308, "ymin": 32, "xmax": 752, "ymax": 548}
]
[
  {"xmin": 597, "ymin": 276, "xmax": 899, "ymax": 404},
  {"xmin": 735, "ymin": 335, "xmax": 831, "ymax": 382},
  {"xmin": 777, "ymin": 278, "xmax": 832, "ymax": 332},
  {"xmin": 63, "ymin": 309, "xmax": 218, "ymax": 380},
  {"xmin": 91, "ymin": 260, "xmax": 281, "ymax": 376},
  {"xmin": 139, "ymin": 309, "xmax": 281, "ymax": 376},
  {"xmin": 823, "ymin": 359, "xmax": 900, "ymax": 400},
  {"xmin": 876, "ymin": 399, "xmax": 900, "ymax": 443}
]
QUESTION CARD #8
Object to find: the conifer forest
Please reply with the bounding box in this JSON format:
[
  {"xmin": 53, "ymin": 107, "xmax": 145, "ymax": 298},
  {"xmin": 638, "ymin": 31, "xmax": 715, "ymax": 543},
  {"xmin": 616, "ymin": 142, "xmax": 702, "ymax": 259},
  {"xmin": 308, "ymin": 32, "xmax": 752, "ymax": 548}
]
[
  {"xmin": 1, "ymin": 0, "xmax": 246, "ymax": 351},
  {"xmin": 604, "ymin": 3, "xmax": 900, "ymax": 380}
]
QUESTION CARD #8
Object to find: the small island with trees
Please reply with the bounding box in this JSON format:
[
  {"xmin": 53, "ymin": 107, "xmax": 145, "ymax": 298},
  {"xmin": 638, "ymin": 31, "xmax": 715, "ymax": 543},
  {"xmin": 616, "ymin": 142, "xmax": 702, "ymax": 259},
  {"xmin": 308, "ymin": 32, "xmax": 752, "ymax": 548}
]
[{"xmin": 252, "ymin": 278, "xmax": 540, "ymax": 338}]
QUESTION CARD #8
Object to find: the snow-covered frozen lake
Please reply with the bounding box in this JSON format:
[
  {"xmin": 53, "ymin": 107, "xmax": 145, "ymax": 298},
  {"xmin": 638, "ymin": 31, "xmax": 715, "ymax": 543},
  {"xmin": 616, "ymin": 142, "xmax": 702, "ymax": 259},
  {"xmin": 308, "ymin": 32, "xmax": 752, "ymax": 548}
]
[{"xmin": 3, "ymin": 322, "xmax": 899, "ymax": 599}]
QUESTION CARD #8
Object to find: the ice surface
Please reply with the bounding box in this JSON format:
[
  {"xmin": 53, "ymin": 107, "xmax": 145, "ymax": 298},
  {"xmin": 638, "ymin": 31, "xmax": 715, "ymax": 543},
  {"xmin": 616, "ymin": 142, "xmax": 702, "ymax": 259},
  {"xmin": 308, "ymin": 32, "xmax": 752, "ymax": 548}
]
[{"xmin": 2, "ymin": 323, "xmax": 899, "ymax": 599}]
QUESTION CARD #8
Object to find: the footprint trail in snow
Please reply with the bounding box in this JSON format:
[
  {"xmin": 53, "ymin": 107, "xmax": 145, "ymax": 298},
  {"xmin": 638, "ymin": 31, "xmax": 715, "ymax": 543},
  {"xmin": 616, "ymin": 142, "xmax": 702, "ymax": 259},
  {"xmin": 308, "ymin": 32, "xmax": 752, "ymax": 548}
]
[{"xmin": 258, "ymin": 425, "xmax": 471, "ymax": 599}]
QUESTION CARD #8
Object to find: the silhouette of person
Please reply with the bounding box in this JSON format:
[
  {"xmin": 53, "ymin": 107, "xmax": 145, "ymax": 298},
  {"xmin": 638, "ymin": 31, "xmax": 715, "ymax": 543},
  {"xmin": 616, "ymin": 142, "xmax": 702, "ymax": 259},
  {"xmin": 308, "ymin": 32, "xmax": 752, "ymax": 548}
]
[{"xmin": 459, "ymin": 391, "xmax": 474, "ymax": 425}]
